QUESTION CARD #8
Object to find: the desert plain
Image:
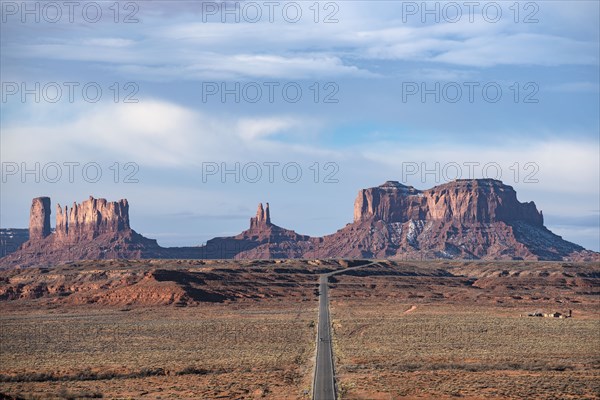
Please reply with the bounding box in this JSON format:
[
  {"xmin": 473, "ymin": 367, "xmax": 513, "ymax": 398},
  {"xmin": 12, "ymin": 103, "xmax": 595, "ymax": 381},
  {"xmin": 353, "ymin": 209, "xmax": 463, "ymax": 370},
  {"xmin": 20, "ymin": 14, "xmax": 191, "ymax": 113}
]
[{"xmin": 0, "ymin": 259, "xmax": 598, "ymax": 399}]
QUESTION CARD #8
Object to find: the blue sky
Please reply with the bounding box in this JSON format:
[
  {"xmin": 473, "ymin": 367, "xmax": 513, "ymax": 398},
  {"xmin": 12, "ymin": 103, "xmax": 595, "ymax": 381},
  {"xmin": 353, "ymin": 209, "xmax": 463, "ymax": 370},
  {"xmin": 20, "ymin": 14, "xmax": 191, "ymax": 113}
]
[{"xmin": 1, "ymin": 1, "xmax": 599, "ymax": 251}]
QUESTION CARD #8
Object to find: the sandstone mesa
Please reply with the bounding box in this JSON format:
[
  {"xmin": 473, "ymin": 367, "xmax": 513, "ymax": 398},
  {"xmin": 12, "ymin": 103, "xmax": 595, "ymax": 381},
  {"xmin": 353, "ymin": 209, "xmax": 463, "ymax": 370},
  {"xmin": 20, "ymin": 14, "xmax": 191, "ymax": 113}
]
[{"xmin": 1, "ymin": 179, "xmax": 597, "ymax": 268}]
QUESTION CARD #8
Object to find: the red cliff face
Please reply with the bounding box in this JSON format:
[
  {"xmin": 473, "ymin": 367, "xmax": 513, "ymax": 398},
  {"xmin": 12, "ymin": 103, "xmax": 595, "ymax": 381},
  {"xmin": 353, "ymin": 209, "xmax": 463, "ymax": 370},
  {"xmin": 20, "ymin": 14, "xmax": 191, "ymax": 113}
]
[
  {"xmin": 354, "ymin": 179, "xmax": 543, "ymax": 226},
  {"xmin": 29, "ymin": 197, "xmax": 52, "ymax": 241},
  {"xmin": 3, "ymin": 196, "xmax": 162, "ymax": 268},
  {"xmin": 54, "ymin": 196, "xmax": 130, "ymax": 242},
  {"xmin": 1, "ymin": 181, "xmax": 595, "ymax": 268},
  {"xmin": 354, "ymin": 181, "xmax": 426, "ymax": 222},
  {"xmin": 55, "ymin": 205, "xmax": 68, "ymax": 240},
  {"xmin": 320, "ymin": 179, "xmax": 570, "ymax": 260}
]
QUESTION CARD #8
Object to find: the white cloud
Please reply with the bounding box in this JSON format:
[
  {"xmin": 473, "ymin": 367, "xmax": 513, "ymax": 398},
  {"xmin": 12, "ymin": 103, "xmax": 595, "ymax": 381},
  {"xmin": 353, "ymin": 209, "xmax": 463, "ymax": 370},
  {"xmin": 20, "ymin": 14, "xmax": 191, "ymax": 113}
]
[
  {"xmin": 359, "ymin": 137, "xmax": 600, "ymax": 199},
  {"xmin": 432, "ymin": 33, "xmax": 599, "ymax": 67},
  {"xmin": 2, "ymin": 3, "xmax": 597, "ymax": 81},
  {"xmin": 4, "ymin": 99, "xmax": 597, "ymax": 208},
  {"xmin": 0, "ymin": 100, "xmax": 337, "ymax": 167},
  {"xmin": 237, "ymin": 117, "xmax": 299, "ymax": 140},
  {"xmin": 81, "ymin": 38, "xmax": 136, "ymax": 47}
]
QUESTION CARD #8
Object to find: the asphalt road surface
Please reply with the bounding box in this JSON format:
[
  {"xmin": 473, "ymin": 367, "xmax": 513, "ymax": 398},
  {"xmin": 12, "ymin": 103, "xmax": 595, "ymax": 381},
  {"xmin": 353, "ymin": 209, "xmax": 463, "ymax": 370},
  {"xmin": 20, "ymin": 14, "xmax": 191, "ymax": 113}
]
[
  {"xmin": 313, "ymin": 274, "xmax": 336, "ymax": 400},
  {"xmin": 313, "ymin": 262, "xmax": 378, "ymax": 400}
]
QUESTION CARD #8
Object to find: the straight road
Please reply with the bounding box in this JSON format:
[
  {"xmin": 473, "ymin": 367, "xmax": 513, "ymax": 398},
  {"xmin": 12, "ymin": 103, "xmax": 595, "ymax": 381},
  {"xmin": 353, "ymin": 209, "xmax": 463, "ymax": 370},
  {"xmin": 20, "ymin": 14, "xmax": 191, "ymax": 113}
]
[
  {"xmin": 313, "ymin": 262, "xmax": 378, "ymax": 400},
  {"xmin": 313, "ymin": 274, "xmax": 336, "ymax": 399}
]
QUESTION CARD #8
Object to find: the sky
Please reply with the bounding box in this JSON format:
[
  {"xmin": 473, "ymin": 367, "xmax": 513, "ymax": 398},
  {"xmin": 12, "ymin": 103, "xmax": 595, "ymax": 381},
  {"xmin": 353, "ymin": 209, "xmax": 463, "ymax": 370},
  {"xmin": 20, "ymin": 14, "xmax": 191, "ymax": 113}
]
[{"xmin": 1, "ymin": 0, "xmax": 599, "ymax": 251}]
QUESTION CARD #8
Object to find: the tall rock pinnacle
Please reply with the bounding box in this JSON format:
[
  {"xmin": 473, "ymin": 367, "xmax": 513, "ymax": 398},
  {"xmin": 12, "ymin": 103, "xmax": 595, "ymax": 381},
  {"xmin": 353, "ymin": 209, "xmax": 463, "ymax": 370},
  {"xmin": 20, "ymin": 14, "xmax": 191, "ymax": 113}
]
[
  {"xmin": 250, "ymin": 202, "xmax": 272, "ymax": 229},
  {"xmin": 29, "ymin": 197, "xmax": 51, "ymax": 240},
  {"xmin": 56, "ymin": 204, "xmax": 69, "ymax": 240},
  {"xmin": 265, "ymin": 202, "xmax": 271, "ymax": 224}
]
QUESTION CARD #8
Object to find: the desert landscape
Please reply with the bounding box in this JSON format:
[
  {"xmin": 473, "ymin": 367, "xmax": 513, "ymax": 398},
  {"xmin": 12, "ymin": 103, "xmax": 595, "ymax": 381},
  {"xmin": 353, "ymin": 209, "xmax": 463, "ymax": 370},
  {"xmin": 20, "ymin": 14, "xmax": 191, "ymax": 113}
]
[
  {"xmin": 3, "ymin": 180, "xmax": 597, "ymax": 269},
  {"xmin": 3, "ymin": 2, "xmax": 599, "ymax": 399},
  {"xmin": 1, "ymin": 259, "xmax": 598, "ymax": 399},
  {"xmin": 0, "ymin": 259, "xmax": 324, "ymax": 399},
  {"xmin": 329, "ymin": 262, "xmax": 600, "ymax": 399},
  {"xmin": 1, "ymin": 180, "xmax": 599, "ymax": 399}
]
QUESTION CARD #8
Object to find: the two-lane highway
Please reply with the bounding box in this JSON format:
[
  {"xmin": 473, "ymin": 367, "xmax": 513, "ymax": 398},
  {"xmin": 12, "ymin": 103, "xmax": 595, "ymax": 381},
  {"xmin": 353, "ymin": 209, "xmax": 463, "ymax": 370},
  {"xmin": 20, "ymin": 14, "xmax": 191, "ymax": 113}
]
[
  {"xmin": 313, "ymin": 262, "xmax": 378, "ymax": 400},
  {"xmin": 313, "ymin": 275, "xmax": 336, "ymax": 399}
]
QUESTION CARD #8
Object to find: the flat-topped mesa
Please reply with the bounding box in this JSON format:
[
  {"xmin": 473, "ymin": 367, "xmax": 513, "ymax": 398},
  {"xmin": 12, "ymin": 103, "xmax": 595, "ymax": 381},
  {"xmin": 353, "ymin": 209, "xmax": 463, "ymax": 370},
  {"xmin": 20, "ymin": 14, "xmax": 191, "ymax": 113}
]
[
  {"xmin": 49, "ymin": 196, "xmax": 130, "ymax": 242},
  {"xmin": 249, "ymin": 202, "xmax": 272, "ymax": 230},
  {"xmin": 354, "ymin": 179, "xmax": 544, "ymax": 226},
  {"xmin": 5, "ymin": 185, "xmax": 595, "ymax": 266},
  {"xmin": 29, "ymin": 197, "xmax": 52, "ymax": 240},
  {"xmin": 424, "ymin": 179, "xmax": 543, "ymax": 225},
  {"xmin": 66, "ymin": 196, "xmax": 130, "ymax": 240}
]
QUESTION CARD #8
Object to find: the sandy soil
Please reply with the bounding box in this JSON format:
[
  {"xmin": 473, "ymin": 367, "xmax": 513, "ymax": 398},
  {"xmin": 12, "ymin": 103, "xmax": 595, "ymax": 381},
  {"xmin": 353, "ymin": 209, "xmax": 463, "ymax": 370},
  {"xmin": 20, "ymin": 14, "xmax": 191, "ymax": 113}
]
[{"xmin": 1, "ymin": 260, "xmax": 598, "ymax": 399}]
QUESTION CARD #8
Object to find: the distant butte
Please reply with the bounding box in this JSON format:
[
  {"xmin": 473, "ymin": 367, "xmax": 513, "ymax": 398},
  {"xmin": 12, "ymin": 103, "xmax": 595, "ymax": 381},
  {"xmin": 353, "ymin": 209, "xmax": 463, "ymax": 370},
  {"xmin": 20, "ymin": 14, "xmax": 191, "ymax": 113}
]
[{"xmin": 1, "ymin": 179, "xmax": 597, "ymax": 268}]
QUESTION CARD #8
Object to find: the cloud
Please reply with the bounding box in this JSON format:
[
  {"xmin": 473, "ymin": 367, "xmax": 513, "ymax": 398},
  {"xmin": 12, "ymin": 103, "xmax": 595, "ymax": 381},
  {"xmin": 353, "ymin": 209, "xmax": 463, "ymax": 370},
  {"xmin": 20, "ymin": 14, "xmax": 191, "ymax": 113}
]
[
  {"xmin": 350, "ymin": 20, "xmax": 598, "ymax": 67},
  {"xmin": 0, "ymin": 100, "xmax": 336, "ymax": 167},
  {"xmin": 358, "ymin": 136, "xmax": 600, "ymax": 200},
  {"xmin": 4, "ymin": 99, "xmax": 597, "ymax": 210},
  {"xmin": 8, "ymin": 42, "xmax": 372, "ymax": 80},
  {"xmin": 81, "ymin": 38, "xmax": 136, "ymax": 47},
  {"xmin": 2, "ymin": 3, "xmax": 597, "ymax": 82},
  {"xmin": 431, "ymin": 33, "xmax": 599, "ymax": 67},
  {"xmin": 237, "ymin": 117, "xmax": 299, "ymax": 140}
]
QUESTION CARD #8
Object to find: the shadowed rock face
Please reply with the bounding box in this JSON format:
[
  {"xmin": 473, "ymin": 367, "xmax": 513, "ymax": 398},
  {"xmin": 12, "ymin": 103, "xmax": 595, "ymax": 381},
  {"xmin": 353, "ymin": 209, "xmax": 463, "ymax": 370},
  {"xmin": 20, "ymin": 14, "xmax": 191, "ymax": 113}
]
[
  {"xmin": 29, "ymin": 197, "xmax": 51, "ymax": 241},
  {"xmin": 354, "ymin": 180, "xmax": 543, "ymax": 226}
]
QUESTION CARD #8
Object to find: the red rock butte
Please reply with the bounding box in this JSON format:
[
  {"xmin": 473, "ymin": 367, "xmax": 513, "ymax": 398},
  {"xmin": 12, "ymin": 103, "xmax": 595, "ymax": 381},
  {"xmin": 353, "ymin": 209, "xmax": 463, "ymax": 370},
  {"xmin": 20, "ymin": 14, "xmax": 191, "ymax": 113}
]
[
  {"xmin": 1, "ymin": 179, "xmax": 597, "ymax": 268},
  {"xmin": 354, "ymin": 180, "xmax": 543, "ymax": 226},
  {"xmin": 29, "ymin": 197, "xmax": 52, "ymax": 241},
  {"xmin": 55, "ymin": 196, "xmax": 130, "ymax": 242}
]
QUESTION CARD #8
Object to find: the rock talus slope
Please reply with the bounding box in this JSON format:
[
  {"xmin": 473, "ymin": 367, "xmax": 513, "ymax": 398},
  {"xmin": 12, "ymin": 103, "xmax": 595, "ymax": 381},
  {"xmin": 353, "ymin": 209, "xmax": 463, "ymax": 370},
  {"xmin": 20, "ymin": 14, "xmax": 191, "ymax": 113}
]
[{"xmin": 304, "ymin": 180, "xmax": 592, "ymax": 261}]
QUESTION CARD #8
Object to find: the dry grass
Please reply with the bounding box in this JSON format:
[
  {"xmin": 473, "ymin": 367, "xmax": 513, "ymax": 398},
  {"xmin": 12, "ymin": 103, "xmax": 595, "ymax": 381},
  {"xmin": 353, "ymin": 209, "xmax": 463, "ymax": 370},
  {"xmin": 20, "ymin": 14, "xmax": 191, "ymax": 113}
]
[
  {"xmin": 1, "ymin": 260, "xmax": 598, "ymax": 399},
  {"xmin": 0, "ymin": 304, "xmax": 316, "ymax": 399},
  {"xmin": 331, "ymin": 301, "xmax": 600, "ymax": 399}
]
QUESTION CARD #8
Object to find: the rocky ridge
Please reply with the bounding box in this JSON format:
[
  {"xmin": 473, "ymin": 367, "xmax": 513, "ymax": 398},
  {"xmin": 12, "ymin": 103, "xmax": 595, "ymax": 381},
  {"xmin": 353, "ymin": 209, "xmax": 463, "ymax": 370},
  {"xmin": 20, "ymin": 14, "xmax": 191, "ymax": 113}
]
[
  {"xmin": 0, "ymin": 180, "xmax": 597, "ymax": 268},
  {"xmin": 2, "ymin": 196, "xmax": 167, "ymax": 268}
]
